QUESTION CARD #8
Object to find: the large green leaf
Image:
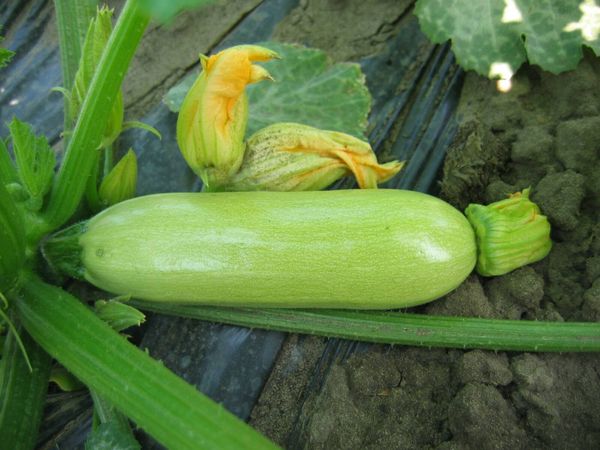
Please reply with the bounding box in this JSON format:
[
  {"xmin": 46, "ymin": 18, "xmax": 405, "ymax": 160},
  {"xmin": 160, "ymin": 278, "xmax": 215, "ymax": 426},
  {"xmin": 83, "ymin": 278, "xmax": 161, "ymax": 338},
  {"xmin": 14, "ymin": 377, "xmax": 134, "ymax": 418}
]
[
  {"xmin": 9, "ymin": 118, "xmax": 55, "ymax": 208},
  {"xmin": 163, "ymin": 42, "xmax": 372, "ymax": 139},
  {"xmin": 415, "ymin": 0, "xmax": 600, "ymax": 78},
  {"xmin": 246, "ymin": 42, "xmax": 371, "ymax": 138}
]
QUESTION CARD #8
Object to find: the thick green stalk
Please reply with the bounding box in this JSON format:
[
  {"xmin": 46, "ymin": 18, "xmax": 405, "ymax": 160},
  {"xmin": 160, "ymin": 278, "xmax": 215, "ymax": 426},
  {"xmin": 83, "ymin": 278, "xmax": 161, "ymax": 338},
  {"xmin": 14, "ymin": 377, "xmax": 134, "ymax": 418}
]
[
  {"xmin": 0, "ymin": 322, "xmax": 52, "ymax": 450},
  {"xmin": 41, "ymin": 0, "xmax": 149, "ymax": 236},
  {"xmin": 13, "ymin": 273, "xmax": 279, "ymax": 450},
  {"xmin": 54, "ymin": 0, "xmax": 98, "ymax": 134},
  {"xmin": 133, "ymin": 304, "xmax": 600, "ymax": 353},
  {"xmin": 0, "ymin": 180, "xmax": 25, "ymax": 291}
]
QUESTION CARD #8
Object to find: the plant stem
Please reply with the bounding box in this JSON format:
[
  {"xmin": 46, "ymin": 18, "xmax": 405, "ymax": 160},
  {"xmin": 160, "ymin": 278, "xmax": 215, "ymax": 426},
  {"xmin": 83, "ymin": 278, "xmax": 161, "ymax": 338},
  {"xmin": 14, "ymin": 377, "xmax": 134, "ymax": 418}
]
[
  {"xmin": 103, "ymin": 142, "xmax": 114, "ymax": 177},
  {"xmin": 41, "ymin": 0, "xmax": 149, "ymax": 237},
  {"xmin": 0, "ymin": 180, "xmax": 25, "ymax": 291},
  {"xmin": 13, "ymin": 273, "xmax": 279, "ymax": 450},
  {"xmin": 133, "ymin": 304, "xmax": 600, "ymax": 353},
  {"xmin": 0, "ymin": 321, "xmax": 52, "ymax": 450},
  {"xmin": 54, "ymin": 0, "xmax": 98, "ymax": 140},
  {"xmin": 85, "ymin": 149, "xmax": 102, "ymax": 213},
  {"xmin": 88, "ymin": 389, "xmax": 141, "ymax": 449}
]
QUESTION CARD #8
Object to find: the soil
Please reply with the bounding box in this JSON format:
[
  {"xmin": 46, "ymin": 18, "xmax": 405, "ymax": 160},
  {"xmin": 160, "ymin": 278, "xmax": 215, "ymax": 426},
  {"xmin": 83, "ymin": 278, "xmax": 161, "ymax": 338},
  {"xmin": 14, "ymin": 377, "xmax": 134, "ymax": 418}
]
[{"xmin": 249, "ymin": 8, "xmax": 600, "ymax": 450}]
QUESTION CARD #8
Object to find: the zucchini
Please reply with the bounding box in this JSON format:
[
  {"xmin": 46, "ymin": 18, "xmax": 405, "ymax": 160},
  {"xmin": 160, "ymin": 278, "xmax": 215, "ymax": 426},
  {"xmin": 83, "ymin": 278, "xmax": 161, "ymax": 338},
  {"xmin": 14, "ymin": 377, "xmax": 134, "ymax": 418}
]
[{"xmin": 45, "ymin": 189, "xmax": 477, "ymax": 309}]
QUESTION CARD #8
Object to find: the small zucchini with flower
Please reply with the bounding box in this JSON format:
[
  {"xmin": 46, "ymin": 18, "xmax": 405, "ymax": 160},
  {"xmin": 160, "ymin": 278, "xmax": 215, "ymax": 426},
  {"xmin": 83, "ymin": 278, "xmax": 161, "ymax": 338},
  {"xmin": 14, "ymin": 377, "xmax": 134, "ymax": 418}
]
[{"xmin": 43, "ymin": 188, "xmax": 551, "ymax": 309}]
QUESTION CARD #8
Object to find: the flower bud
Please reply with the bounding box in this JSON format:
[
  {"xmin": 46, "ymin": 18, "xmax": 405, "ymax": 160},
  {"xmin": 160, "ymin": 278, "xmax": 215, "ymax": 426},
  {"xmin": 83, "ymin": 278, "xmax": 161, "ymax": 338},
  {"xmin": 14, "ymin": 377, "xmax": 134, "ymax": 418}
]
[
  {"xmin": 94, "ymin": 297, "xmax": 145, "ymax": 332},
  {"xmin": 176, "ymin": 45, "xmax": 278, "ymax": 189},
  {"xmin": 465, "ymin": 188, "xmax": 552, "ymax": 276},
  {"xmin": 98, "ymin": 149, "xmax": 137, "ymax": 207},
  {"xmin": 223, "ymin": 122, "xmax": 403, "ymax": 191},
  {"xmin": 70, "ymin": 6, "xmax": 123, "ymax": 148}
]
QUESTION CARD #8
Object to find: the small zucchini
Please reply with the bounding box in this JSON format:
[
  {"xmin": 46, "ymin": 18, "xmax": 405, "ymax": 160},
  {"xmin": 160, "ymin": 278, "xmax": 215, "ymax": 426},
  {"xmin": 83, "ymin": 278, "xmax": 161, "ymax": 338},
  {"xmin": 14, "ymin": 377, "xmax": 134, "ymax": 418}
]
[{"xmin": 46, "ymin": 189, "xmax": 477, "ymax": 309}]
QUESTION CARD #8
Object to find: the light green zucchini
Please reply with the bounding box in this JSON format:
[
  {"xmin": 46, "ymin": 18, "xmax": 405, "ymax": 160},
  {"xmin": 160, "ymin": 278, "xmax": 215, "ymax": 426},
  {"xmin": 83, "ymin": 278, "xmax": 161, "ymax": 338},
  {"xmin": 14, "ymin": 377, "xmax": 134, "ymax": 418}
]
[{"xmin": 45, "ymin": 190, "xmax": 478, "ymax": 309}]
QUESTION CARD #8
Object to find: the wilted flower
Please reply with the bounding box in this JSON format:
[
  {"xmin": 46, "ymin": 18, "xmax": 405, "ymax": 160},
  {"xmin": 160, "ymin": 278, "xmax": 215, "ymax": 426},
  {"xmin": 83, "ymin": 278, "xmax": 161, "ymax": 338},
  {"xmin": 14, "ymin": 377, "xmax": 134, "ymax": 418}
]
[
  {"xmin": 465, "ymin": 188, "xmax": 552, "ymax": 276},
  {"xmin": 222, "ymin": 122, "xmax": 403, "ymax": 191},
  {"xmin": 176, "ymin": 45, "xmax": 278, "ymax": 189}
]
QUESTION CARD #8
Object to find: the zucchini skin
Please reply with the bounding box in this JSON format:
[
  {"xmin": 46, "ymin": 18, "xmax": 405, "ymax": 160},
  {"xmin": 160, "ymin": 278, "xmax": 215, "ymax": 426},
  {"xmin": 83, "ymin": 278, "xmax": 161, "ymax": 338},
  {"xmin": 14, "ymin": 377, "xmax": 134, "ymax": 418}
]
[{"xmin": 80, "ymin": 190, "xmax": 476, "ymax": 309}]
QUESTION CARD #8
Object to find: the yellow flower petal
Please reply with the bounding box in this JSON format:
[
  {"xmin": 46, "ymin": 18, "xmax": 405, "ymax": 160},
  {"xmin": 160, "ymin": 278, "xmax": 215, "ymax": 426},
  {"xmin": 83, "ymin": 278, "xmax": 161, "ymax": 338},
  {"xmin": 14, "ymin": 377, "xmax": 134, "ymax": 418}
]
[
  {"xmin": 176, "ymin": 45, "xmax": 278, "ymax": 188},
  {"xmin": 225, "ymin": 122, "xmax": 403, "ymax": 191}
]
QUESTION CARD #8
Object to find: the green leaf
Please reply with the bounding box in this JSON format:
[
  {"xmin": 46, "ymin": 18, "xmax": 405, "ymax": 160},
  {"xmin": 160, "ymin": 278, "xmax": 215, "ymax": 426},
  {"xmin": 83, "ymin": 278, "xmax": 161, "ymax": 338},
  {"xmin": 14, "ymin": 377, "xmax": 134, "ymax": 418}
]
[
  {"xmin": 0, "ymin": 32, "xmax": 14, "ymax": 68},
  {"xmin": 247, "ymin": 42, "xmax": 371, "ymax": 138},
  {"xmin": 85, "ymin": 419, "xmax": 141, "ymax": 450},
  {"xmin": 0, "ymin": 138, "xmax": 18, "ymax": 185},
  {"xmin": 50, "ymin": 365, "xmax": 85, "ymax": 391},
  {"xmin": 414, "ymin": 0, "xmax": 600, "ymax": 78},
  {"xmin": 164, "ymin": 42, "xmax": 372, "ymax": 139},
  {"xmin": 8, "ymin": 118, "xmax": 55, "ymax": 207},
  {"xmin": 0, "ymin": 48, "xmax": 13, "ymax": 69},
  {"xmin": 86, "ymin": 391, "xmax": 140, "ymax": 450},
  {"xmin": 121, "ymin": 120, "xmax": 162, "ymax": 139},
  {"xmin": 94, "ymin": 297, "xmax": 145, "ymax": 332},
  {"xmin": 138, "ymin": 0, "xmax": 217, "ymax": 23}
]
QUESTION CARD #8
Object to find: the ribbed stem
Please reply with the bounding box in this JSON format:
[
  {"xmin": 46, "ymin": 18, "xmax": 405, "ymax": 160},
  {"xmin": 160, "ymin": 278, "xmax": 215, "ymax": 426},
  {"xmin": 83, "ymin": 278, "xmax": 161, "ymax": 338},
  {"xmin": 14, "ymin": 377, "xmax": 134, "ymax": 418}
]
[
  {"xmin": 0, "ymin": 180, "xmax": 25, "ymax": 291},
  {"xmin": 14, "ymin": 273, "xmax": 279, "ymax": 450},
  {"xmin": 40, "ymin": 0, "xmax": 149, "ymax": 236},
  {"xmin": 0, "ymin": 321, "xmax": 52, "ymax": 450},
  {"xmin": 133, "ymin": 304, "xmax": 600, "ymax": 353},
  {"xmin": 54, "ymin": 0, "xmax": 99, "ymax": 138}
]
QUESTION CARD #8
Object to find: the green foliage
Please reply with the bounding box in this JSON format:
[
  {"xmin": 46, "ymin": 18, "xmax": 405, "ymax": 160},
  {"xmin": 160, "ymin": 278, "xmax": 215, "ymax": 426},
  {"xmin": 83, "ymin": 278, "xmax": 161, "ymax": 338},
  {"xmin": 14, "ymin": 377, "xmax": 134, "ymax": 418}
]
[
  {"xmin": 415, "ymin": 0, "xmax": 600, "ymax": 78},
  {"xmin": 85, "ymin": 420, "xmax": 141, "ymax": 450},
  {"xmin": 0, "ymin": 28, "xmax": 14, "ymax": 68},
  {"xmin": 49, "ymin": 366, "xmax": 85, "ymax": 391},
  {"xmin": 8, "ymin": 118, "xmax": 55, "ymax": 210},
  {"xmin": 94, "ymin": 297, "xmax": 145, "ymax": 332},
  {"xmin": 138, "ymin": 0, "xmax": 217, "ymax": 23},
  {"xmin": 0, "ymin": 138, "xmax": 18, "ymax": 184},
  {"xmin": 164, "ymin": 42, "xmax": 372, "ymax": 139},
  {"xmin": 86, "ymin": 392, "xmax": 140, "ymax": 450},
  {"xmin": 0, "ymin": 47, "xmax": 13, "ymax": 68}
]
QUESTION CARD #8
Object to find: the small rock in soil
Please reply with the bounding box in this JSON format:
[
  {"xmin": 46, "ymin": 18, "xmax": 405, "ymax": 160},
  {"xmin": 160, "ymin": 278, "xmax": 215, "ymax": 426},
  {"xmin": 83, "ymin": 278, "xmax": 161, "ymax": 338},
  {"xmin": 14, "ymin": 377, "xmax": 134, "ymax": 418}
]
[
  {"xmin": 455, "ymin": 350, "xmax": 513, "ymax": 386},
  {"xmin": 545, "ymin": 242, "xmax": 586, "ymax": 316},
  {"xmin": 426, "ymin": 275, "xmax": 497, "ymax": 319},
  {"xmin": 439, "ymin": 120, "xmax": 510, "ymax": 210},
  {"xmin": 555, "ymin": 116, "xmax": 600, "ymax": 174},
  {"xmin": 448, "ymin": 383, "xmax": 529, "ymax": 449},
  {"xmin": 485, "ymin": 267, "xmax": 545, "ymax": 319},
  {"xmin": 484, "ymin": 179, "xmax": 517, "ymax": 203},
  {"xmin": 510, "ymin": 354, "xmax": 600, "ymax": 449},
  {"xmin": 533, "ymin": 170, "xmax": 586, "ymax": 231},
  {"xmin": 586, "ymin": 256, "xmax": 600, "ymax": 284},
  {"xmin": 582, "ymin": 278, "xmax": 600, "ymax": 322}
]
